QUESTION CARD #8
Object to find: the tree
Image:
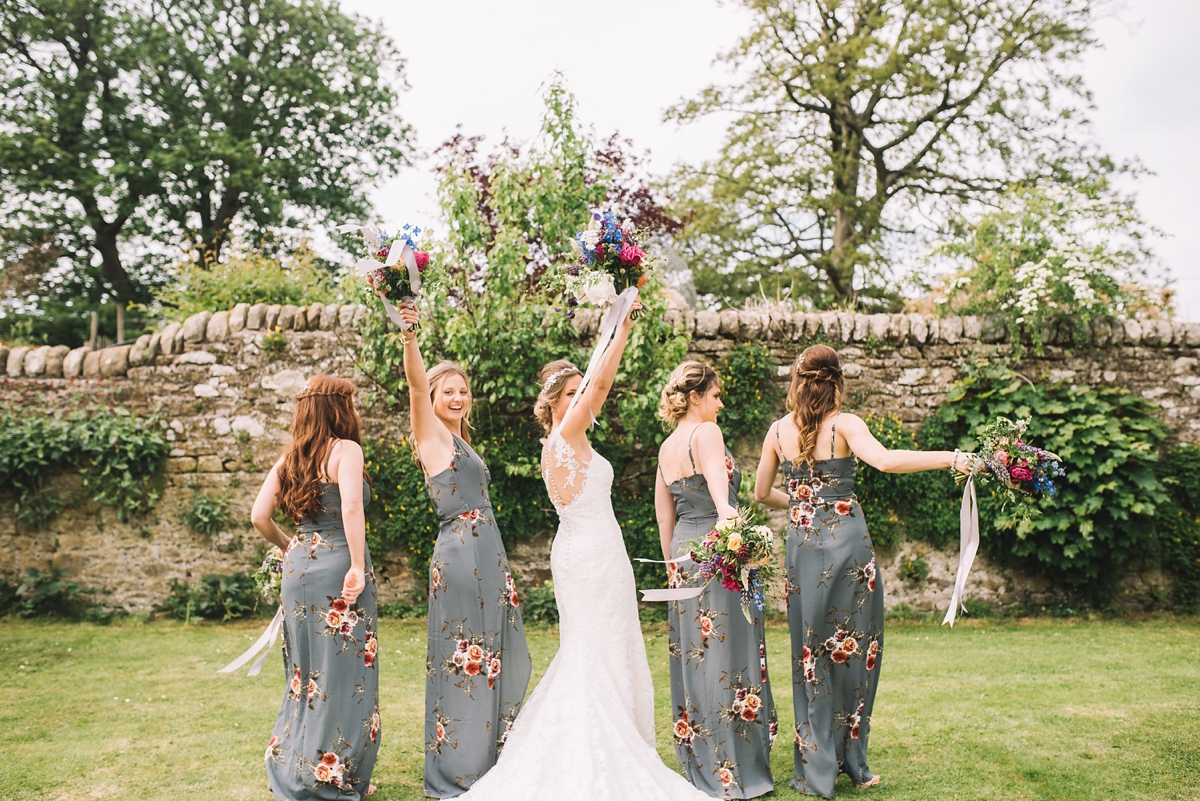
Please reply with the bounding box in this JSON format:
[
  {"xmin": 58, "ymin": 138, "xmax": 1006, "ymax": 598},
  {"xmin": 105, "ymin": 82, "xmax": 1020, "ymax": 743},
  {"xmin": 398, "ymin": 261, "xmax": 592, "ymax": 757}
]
[
  {"xmin": 667, "ymin": 0, "xmax": 1128, "ymax": 309},
  {"xmin": 0, "ymin": 0, "xmax": 410, "ymax": 343}
]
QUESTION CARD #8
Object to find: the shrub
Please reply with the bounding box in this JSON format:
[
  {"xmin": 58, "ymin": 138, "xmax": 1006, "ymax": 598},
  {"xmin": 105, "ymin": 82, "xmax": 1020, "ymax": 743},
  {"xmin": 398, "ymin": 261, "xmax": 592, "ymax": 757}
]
[
  {"xmin": 0, "ymin": 402, "xmax": 168, "ymax": 526},
  {"xmin": 717, "ymin": 342, "xmax": 781, "ymax": 449},
  {"xmin": 1155, "ymin": 444, "xmax": 1200, "ymax": 611},
  {"xmin": 363, "ymin": 438, "xmax": 441, "ymax": 575},
  {"xmin": 151, "ymin": 246, "xmax": 339, "ymax": 318},
  {"xmin": 378, "ymin": 594, "xmax": 429, "ymax": 619},
  {"xmin": 180, "ymin": 491, "xmax": 233, "ymax": 536},
  {"xmin": 898, "ymin": 552, "xmax": 930, "ymax": 584},
  {"xmin": 158, "ymin": 572, "xmax": 259, "ymax": 622},
  {"xmin": 854, "ymin": 414, "xmax": 949, "ymax": 549},
  {"xmin": 521, "ymin": 581, "xmax": 559, "ymax": 625},
  {"xmin": 1, "ymin": 567, "xmax": 108, "ymax": 621},
  {"xmin": 261, "ymin": 326, "xmax": 288, "ymax": 359}
]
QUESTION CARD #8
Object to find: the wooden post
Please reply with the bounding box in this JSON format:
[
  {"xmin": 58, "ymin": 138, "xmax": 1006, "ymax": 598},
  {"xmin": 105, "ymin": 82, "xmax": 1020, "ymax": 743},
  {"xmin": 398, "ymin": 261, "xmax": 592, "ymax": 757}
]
[
  {"xmin": 116, "ymin": 303, "xmax": 125, "ymax": 343},
  {"xmin": 89, "ymin": 312, "xmax": 99, "ymax": 350}
]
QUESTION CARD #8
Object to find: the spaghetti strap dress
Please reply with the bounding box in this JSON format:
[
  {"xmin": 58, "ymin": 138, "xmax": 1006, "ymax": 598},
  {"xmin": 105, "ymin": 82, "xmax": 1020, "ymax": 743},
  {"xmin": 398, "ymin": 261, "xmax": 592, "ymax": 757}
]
[
  {"xmin": 778, "ymin": 416, "xmax": 883, "ymax": 797},
  {"xmin": 666, "ymin": 429, "xmax": 777, "ymax": 798},
  {"xmin": 423, "ymin": 434, "xmax": 532, "ymax": 798},
  {"xmin": 266, "ymin": 477, "xmax": 380, "ymax": 801}
]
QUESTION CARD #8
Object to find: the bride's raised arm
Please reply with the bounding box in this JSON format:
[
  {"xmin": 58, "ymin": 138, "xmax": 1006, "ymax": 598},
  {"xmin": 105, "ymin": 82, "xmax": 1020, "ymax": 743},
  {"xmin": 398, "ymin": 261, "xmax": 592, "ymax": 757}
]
[{"xmin": 556, "ymin": 298, "xmax": 642, "ymax": 441}]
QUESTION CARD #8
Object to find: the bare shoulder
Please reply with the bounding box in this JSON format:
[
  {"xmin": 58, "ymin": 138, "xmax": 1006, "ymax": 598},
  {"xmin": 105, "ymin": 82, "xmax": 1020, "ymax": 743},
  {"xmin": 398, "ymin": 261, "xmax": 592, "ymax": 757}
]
[
  {"xmin": 336, "ymin": 439, "xmax": 365, "ymax": 459},
  {"xmin": 835, "ymin": 412, "xmax": 868, "ymax": 431},
  {"xmin": 695, "ymin": 420, "xmax": 726, "ymax": 443}
]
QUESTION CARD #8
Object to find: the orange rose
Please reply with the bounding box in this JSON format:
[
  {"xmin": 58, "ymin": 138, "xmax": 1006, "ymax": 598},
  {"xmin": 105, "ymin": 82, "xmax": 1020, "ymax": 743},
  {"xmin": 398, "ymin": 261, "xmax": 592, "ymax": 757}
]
[
  {"xmin": 718, "ymin": 767, "xmax": 734, "ymax": 786},
  {"xmin": 465, "ymin": 660, "xmax": 481, "ymax": 676},
  {"xmin": 510, "ymin": 591, "xmax": 520, "ymax": 608},
  {"xmin": 467, "ymin": 644, "xmax": 484, "ymax": 661},
  {"xmin": 674, "ymin": 719, "xmax": 693, "ymax": 739},
  {"xmin": 325, "ymin": 610, "xmax": 343, "ymax": 628},
  {"xmin": 866, "ymin": 655, "xmax": 877, "ymax": 671},
  {"xmin": 842, "ymin": 637, "xmax": 858, "ymax": 654},
  {"xmin": 834, "ymin": 499, "xmax": 853, "ymax": 516},
  {"xmin": 699, "ymin": 617, "xmax": 713, "ymax": 636},
  {"xmin": 366, "ymin": 639, "xmax": 378, "ymax": 656},
  {"xmin": 435, "ymin": 721, "xmax": 445, "ymax": 741},
  {"xmin": 489, "ymin": 658, "xmax": 502, "ymax": 677},
  {"xmin": 320, "ymin": 752, "xmax": 339, "ymax": 767},
  {"xmin": 796, "ymin": 484, "xmax": 813, "ymax": 500},
  {"xmin": 740, "ymin": 707, "xmax": 757, "ymax": 721},
  {"xmin": 831, "ymin": 649, "xmax": 848, "ymax": 664},
  {"xmin": 290, "ymin": 676, "xmax": 302, "ymax": 695},
  {"xmin": 744, "ymin": 694, "xmax": 762, "ymax": 711},
  {"xmin": 308, "ymin": 680, "xmax": 318, "ymax": 696},
  {"xmin": 314, "ymin": 764, "xmax": 332, "ymax": 782},
  {"xmin": 364, "ymin": 652, "xmax": 375, "ymax": 668},
  {"xmin": 850, "ymin": 723, "xmax": 861, "ymax": 740},
  {"xmin": 431, "ymin": 568, "xmax": 441, "ymax": 586}
]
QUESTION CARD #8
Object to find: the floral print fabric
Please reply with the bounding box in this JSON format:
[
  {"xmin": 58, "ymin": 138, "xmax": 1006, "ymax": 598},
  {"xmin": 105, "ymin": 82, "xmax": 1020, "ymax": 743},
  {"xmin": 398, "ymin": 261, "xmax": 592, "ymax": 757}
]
[
  {"xmin": 781, "ymin": 456, "xmax": 883, "ymax": 798},
  {"xmin": 667, "ymin": 448, "xmax": 776, "ymax": 798},
  {"xmin": 267, "ymin": 478, "xmax": 380, "ymax": 801},
  {"xmin": 424, "ymin": 435, "xmax": 531, "ymax": 798}
]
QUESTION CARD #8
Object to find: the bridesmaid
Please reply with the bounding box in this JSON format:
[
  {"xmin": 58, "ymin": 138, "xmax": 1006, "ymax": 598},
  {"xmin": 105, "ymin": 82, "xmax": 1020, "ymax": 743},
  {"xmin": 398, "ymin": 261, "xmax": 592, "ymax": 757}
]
[
  {"xmin": 397, "ymin": 304, "xmax": 532, "ymax": 798},
  {"xmin": 250, "ymin": 375, "xmax": 380, "ymax": 800},
  {"xmin": 654, "ymin": 361, "xmax": 777, "ymax": 799},
  {"xmin": 754, "ymin": 345, "xmax": 974, "ymax": 797}
]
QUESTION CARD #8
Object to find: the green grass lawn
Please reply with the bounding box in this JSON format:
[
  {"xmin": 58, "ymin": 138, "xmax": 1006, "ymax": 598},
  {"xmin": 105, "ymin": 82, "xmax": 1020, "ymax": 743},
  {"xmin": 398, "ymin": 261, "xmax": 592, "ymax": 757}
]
[{"xmin": 2, "ymin": 616, "xmax": 1197, "ymax": 800}]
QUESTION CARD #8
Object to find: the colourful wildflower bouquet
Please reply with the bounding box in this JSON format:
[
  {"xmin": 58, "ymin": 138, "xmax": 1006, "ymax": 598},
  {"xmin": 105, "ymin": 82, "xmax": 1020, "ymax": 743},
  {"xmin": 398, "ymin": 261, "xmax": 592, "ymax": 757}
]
[
  {"xmin": 957, "ymin": 416, "xmax": 1064, "ymax": 515},
  {"xmin": 253, "ymin": 545, "xmax": 285, "ymax": 606},
  {"xmin": 545, "ymin": 211, "xmax": 657, "ymax": 318},
  {"xmin": 685, "ymin": 508, "xmax": 783, "ymax": 622},
  {"xmin": 339, "ymin": 222, "xmax": 446, "ymax": 329}
]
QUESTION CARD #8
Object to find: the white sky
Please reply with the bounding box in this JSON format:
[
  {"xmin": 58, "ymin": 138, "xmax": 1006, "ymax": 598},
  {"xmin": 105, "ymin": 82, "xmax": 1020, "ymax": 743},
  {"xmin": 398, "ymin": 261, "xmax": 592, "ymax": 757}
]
[{"xmin": 343, "ymin": 0, "xmax": 1200, "ymax": 321}]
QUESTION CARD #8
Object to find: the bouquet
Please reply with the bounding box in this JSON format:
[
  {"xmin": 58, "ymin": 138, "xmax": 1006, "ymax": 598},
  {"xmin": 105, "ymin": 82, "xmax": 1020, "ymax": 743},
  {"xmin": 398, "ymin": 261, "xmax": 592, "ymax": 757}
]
[
  {"xmin": 957, "ymin": 416, "xmax": 1064, "ymax": 515},
  {"xmin": 685, "ymin": 508, "xmax": 783, "ymax": 622},
  {"xmin": 338, "ymin": 222, "xmax": 445, "ymax": 330},
  {"xmin": 253, "ymin": 546, "xmax": 285, "ymax": 606},
  {"xmin": 545, "ymin": 211, "xmax": 657, "ymax": 318}
]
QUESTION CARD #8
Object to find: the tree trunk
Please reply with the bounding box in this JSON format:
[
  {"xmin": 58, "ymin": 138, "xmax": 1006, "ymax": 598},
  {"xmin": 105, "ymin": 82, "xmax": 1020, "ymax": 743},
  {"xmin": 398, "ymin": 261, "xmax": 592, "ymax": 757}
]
[{"xmin": 93, "ymin": 223, "xmax": 136, "ymax": 305}]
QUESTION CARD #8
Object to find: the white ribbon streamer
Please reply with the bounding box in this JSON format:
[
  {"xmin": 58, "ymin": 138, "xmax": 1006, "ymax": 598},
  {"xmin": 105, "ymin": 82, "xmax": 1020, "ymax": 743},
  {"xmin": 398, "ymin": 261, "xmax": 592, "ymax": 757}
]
[
  {"xmin": 337, "ymin": 222, "xmax": 422, "ymax": 331},
  {"xmin": 634, "ymin": 556, "xmax": 712, "ymax": 602},
  {"xmin": 217, "ymin": 607, "xmax": 284, "ymax": 676},
  {"xmin": 942, "ymin": 477, "xmax": 980, "ymax": 627}
]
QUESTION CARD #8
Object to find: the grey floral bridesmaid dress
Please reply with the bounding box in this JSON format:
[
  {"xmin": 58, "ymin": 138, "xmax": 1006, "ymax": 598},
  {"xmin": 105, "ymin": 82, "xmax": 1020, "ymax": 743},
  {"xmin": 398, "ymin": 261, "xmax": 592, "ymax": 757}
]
[
  {"xmin": 267, "ymin": 477, "xmax": 380, "ymax": 801},
  {"xmin": 667, "ymin": 432, "xmax": 777, "ymax": 799},
  {"xmin": 423, "ymin": 434, "xmax": 532, "ymax": 798},
  {"xmin": 778, "ymin": 416, "xmax": 883, "ymax": 797}
]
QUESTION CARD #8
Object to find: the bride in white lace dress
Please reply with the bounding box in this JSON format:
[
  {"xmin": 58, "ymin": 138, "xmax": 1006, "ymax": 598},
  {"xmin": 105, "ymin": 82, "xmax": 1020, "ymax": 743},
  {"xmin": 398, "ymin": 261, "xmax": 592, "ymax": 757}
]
[{"xmin": 456, "ymin": 300, "xmax": 710, "ymax": 800}]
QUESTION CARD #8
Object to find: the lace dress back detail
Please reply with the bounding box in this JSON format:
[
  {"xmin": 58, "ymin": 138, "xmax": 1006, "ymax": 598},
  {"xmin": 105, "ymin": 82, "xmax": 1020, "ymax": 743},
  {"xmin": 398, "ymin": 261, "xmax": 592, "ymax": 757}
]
[{"xmin": 541, "ymin": 432, "xmax": 593, "ymax": 509}]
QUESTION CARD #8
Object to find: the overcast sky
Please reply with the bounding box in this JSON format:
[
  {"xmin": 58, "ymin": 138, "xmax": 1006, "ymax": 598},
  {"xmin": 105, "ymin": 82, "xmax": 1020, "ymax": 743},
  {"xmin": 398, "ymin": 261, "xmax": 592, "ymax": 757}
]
[{"xmin": 342, "ymin": 0, "xmax": 1200, "ymax": 321}]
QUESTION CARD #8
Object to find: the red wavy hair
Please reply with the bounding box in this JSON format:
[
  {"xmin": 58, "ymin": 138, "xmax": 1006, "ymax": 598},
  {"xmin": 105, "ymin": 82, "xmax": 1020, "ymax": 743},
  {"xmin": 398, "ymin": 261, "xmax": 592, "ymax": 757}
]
[{"xmin": 276, "ymin": 375, "xmax": 369, "ymax": 521}]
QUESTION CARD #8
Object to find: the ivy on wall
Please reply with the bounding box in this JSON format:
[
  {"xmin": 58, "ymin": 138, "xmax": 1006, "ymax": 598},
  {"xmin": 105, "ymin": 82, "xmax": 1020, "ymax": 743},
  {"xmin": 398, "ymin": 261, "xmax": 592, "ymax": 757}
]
[{"xmin": 1155, "ymin": 444, "xmax": 1200, "ymax": 610}]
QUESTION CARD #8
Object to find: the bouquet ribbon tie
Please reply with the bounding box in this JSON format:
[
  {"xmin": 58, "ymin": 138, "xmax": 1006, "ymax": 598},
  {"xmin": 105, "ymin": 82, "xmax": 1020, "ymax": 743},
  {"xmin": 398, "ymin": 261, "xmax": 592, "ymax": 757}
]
[
  {"xmin": 217, "ymin": 606, "xmax": 284, "ymax": 676},
  {"xmin": 633, "ymin": 556, "xmax": 709, "ymax": 602},
  {"xmin": 336, "ymin": 222, "xmax": 422, "ymax": 331},
  {"xmin": 548, "ymin": 286, "xmax": 639, "ymax": 447},
  {"xmin": 943, "ymin": 476, "xmax": 980, "ymax": 627}
]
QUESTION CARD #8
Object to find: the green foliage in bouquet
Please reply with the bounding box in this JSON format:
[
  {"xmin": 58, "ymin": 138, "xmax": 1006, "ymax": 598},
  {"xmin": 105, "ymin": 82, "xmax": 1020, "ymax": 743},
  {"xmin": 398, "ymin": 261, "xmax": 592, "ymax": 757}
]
[
  {"xmin": 0, "ymin": 400, "xmax": 169, "ymax": 527},
  {"xmin": 354, "ymin": 78, "xmax": 687, "ymax": 578},
  {"xmin": 927, "ymin": 359, "xmax": 1169, "ymax": 602},
  {"xmin": 1154, "ymin": 444, "xmax": 1200, "ymax": 611}
]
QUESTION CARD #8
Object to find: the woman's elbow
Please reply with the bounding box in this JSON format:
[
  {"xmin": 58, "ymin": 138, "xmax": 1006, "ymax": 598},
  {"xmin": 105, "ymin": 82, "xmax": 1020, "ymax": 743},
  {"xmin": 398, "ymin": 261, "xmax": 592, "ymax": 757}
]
[
  {"xmin": 250, "ymin": 509, "xmax": 273, "ymax": 532},
  {"xmin": 753, "ymin": 486, "xmax": 770, "ymax": 503}
]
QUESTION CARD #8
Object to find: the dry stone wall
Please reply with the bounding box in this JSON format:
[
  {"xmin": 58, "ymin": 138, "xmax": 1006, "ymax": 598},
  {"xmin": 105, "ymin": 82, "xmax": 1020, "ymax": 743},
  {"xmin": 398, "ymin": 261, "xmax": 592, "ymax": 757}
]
[{"xmin": 2, "ymin": 305, "xmax": 1197, "ymax": 613}]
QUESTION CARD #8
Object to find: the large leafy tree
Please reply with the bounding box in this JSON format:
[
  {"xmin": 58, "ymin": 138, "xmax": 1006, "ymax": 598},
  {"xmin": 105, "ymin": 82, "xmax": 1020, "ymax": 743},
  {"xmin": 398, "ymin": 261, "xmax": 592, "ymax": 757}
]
[
  {"xmin": 668, "ymin": 0, "xmax": 1128, "ymax": 309},
  {"xmin": 0, "ymin": 0, "xmax": 410, "ymax": 343}
]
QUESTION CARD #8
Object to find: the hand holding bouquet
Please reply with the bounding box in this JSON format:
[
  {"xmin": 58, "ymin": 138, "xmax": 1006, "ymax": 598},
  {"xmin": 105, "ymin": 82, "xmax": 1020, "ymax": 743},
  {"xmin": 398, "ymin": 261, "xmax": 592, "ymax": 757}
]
[
  {"xmin": 544, "ymin": 211, "xmax": 657, "ymax": 318},
  {"xmin": 685, "ymin": 508, "xmax": 783, "ymax": 623},
  {"xmin": 956, "ymin": 416, "xmax": 1064, "ymax": 516},
  {"xmin": 253, "ymin": 545, "xmax": 285, "ymax": 606},
  {"xmin": 338, "ymin": 222, "xmax": 445, "ymax": 330}
]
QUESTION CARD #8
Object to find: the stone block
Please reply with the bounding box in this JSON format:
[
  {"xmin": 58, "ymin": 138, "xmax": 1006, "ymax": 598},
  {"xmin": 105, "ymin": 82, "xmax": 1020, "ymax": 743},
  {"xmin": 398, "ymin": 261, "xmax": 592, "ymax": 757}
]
[
  {"xmin": 129, "ymin": 335, "xmax": 152, "ymax": 367},
  {"xmin": 1124, "ymin": 319, "xmax": 1142, "ymax": 345},
  {"xmin": 0, "ymin": 347, "xmax": 7, "ymax": 372},
  {"xmin": 229, "ymin": 303, "xmax": 250, "ymax": 333},
  {"xmin": 868, "ymin": 314, "xmax": 890, "ymax": 341},
  {"xmin": 339, "ymin": 304, "xmax": 357, "ymax": 328},
  {"xmin": 44, "ymin": 345, "xmax": 69, "ymax": 377},
  {"xmin": 981, "ymin": 314, "xmax": 1006, "ymax": 343},
  {"xmin": 6, "ymin": 346, "xmax": 31, "ymax": 377},
  {"xmin": 82, "ymin": 349, "xmax": 103, "ymax": 378},
  {"xmin": 177, "ymin": 351, "xmax": 217, "ymax": 365},
  {"xmin": 1139, "ymin": 320, "xmax": 1161, "ymax": 347},
  {"xmin": 166, "ymin": 457, "xmax": 198, "ymax": 474},
  {"xmin": 173, "ymin": 326, "xmax": 186, "ymax": 354},
  {"xmin": 961, "ymin": 315, "xmax": 982, "ymax": 341},
  {"xmin": 231, "ymin": 415, "xmax": 266, "ymax": 437},
  {"xmin": 210, "ymin": 364, "xmax": 236, "ymax": 377},
  {"xmin": 1109, "ymin": 320, "xmax": 1124, "ymax": 346},
  {"xmin": 941, "ymin": 315, "xmax": 963, "ymax": 344},
  {"xmin": 182, "ymin": 311, "xmax": 212, "ymax": 343},
  {"xmin": 836, "ymin": 312, "xmax": 855, "ymax": 342},
  {"xmin": 805, "ymin": 313, "xmax": 822, "ymax": 338},
  {"xmin": 99, "ymin": 345, "xmax": 131, "ymax": 378},
  {"xmin": 63, "ymin": 347, "xmax": 89, "ymax": 378},
  {"xmin": 307, "ymin": 303, "xmax": 325, "ymax": 330},
  {"xmin": 927, "ymin": 318, "xmax": 941, "ymax": 343},
  {"xmin": 320, "ymin": 304, "xmax": 339, "ymax": 330},
  {"xmin": 1150, "ymin": 319, "xmax": 1173, "ymax": 346},
  {"xmin": 160, "ymin": 322, "xmax": 182, "ymax": 355},
  {"xmin": 694, "ymin": 311, "xmax": 720, "ymax": 337},
  {"xmin": 197, "ymin": 455, "xmax": 224, "ymax": 473},
  {"xmin": 1171, "ymin": 321, "xmax": 1186, "ymax": 347},
  {"xmin": 262, "ymin": 369, "xmax": 308, "ymax": 398},
  {"xmin": 717, "ymin": 309, "xmax": 739, "ymax": 336},
  {"xmin": 23, "ymin": 345, "xmax": 51, "ymax": 376},
  {"xmin": 147, "ymin": 332, "xmax": 162, "ymax": 364},
  {"xmin": 737, "ymin": 310, "xmax": 764, "ymax": 340},
  {"xmin": 909, "ymin": 314, "xmax": 928, "ymax": 344},
  {"xmin": 789, "ymin": 312, "xmax": 808, "ymax": 341},
  {"xmin": 265, "ymin": 305, "xmax": 282, "ymax": 330},
  {"xmin": 352, "ymin": 305, "xmax": 369, "ymax": 325},
  {"xmin": 1186, "ymin": 323, "xmax": 1200, "ymax": 347},
  {"xmin": 278, "ymin": 304, "xmax": 298, "ymax": 331},
  {"xmin": 819, "ymin": 312, "xmax": 839, "ymax": 340},
  {"xmin": 193, "ymin": 383, "xmax": 220, "ymax": 397},
  {"xmin": 852, "ymin": 313, "xmax": 869, "ymax": 341},
  {"xmin": 206, "ymin": 310, "xmax": 229, "ymax": 342},
  {"xmin": 247, "ymin": 304, "xmax": 267, "ymax": 330},
  {"xmin": 1090, "ymin": 318, "xmax": 1112, "ymax": 348},
  {"xmin": 767, "ymin": 309, "xmax": 791, "ymax": 340},
  {"xmin": 678, "ymin": 310, "xmax": 696, "ymax": 335},
  {"xmin": 888, "ymin": 314, "xmax": 909, "ymax": 341}
]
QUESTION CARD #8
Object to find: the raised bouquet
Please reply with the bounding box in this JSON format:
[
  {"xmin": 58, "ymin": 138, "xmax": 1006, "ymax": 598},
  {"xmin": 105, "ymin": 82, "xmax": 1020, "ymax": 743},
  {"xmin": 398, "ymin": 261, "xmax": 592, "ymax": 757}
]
[
  {"xmin": 253, "ymin": 545, "xmax": 285, "ymax": 606},
  {"xmin": 544, "ymin": 211, "xmax": 656, "ymax": 317},
  {"xmin": 685, "ymin": 508, "xmax": 783, "ymax": 622},
  {"xmin": 957, "ymin": 416, "xmax": 1064, "ymax": 515},
  {"xmin": 338, "ymin": 222, "xmax": 445, "ymax": 330}
]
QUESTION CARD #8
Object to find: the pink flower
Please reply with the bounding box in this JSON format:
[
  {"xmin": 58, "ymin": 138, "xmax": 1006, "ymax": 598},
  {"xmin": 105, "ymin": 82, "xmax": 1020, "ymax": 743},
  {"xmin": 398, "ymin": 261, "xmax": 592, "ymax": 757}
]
[
  {"xmin": 414, "ymin": 251, "xmax": 430, "ymax": 272},
  {"xmin": 834, "ymin": 499, "xmax": 853, "ymax": 516},
  {"xmin": 1009, "ymin": 466, "xmax": 1034, "ymax": 482},
  {"xmin": 996, "ymin": 450, "xmax": 1010, "ymax": 466},
  {"xmin": 618, "ymin": 244, "xmax": 644, "ymax": 266}
]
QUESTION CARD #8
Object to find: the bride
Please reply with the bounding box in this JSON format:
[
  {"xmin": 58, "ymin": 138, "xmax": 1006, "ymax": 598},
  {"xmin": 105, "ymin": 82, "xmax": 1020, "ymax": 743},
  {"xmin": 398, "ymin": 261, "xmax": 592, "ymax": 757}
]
[{"xmin": 456, "ymin": 299, "xmax": 709, "ymax": 800}]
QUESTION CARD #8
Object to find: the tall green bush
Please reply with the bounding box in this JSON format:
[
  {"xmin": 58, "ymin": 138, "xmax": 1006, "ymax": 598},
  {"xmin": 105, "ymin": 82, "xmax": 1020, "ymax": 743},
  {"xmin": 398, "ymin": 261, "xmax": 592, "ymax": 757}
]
[
  {"xmin": 854, "ymin": 415, "xmax": 952, "ymax": 550},
  {"xmin": 717, "ymin": 342, "xmax": 781, "ymax": 450},
  {"xmin": 1155, "ymin": 444, "xmax": 1200, "ymax": 610}
]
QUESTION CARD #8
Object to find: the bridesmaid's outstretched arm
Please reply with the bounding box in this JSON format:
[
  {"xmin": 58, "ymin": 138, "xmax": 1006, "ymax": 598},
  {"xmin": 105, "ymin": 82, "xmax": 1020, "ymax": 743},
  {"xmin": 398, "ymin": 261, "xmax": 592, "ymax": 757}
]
[
  {"xmin": 398, "ymin": 304, "xmax": 454, "ymax": 473},
  {"xmin": 753, "ymin": 423, "xmax": 791, "ymax": 509},
  {"xmin": 559, "ymin": 298, "xmax": 643, "ymax": 441},
  {"xmin": 335, "ymin": 440, "xmax": 367, "ymax": 604},
  {"xmin": 837, "ymin": 414, "xmax": 966, "ymax": 474},
  {"xmin": 251, "ymin": 459, "xmax": 292, "ymax": 551}
]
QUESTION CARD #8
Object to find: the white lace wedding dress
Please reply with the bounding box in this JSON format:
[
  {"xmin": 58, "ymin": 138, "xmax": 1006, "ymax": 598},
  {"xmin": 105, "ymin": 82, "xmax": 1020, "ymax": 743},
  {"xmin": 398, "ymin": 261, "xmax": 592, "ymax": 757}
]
[{"xmin": 455, "ymin": 444, "xmax": 711, "ymax": 800}]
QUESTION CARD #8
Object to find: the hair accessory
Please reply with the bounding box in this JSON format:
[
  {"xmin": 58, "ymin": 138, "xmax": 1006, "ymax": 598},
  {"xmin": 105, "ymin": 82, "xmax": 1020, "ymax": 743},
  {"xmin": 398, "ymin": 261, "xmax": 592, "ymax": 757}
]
[{"xmin": 542, "ymin": 367, "xmax": 576, "ymax": 393}]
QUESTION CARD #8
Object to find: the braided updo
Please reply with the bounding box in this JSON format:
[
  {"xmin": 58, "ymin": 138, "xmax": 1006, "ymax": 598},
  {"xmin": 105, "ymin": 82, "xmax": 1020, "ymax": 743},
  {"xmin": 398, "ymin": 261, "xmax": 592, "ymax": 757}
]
[
  {"xmin": 657, "ymin": 361, "xmax": 720, "ymax": 429},
  {"xmin": 786, "ymin": 344, "xmax": 845, "ymax": 465}
]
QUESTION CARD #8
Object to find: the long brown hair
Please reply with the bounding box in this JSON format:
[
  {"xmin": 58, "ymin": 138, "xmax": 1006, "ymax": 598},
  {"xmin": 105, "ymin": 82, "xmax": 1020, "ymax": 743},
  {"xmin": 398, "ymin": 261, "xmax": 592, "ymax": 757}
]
[
  {"xmin": 277, "ymin": 375, "xmax": 367, "ymax": 521},
  {"xmin": 427, "ymin": 361, "xmax": 473, "ymax": 443},
  {"xmin": 534, "ymin": 359, "xmax": 582, "ymax": 433},
  {"xmin": 786, "ymin": 344, "xmax": 845, "ymax": 465}
]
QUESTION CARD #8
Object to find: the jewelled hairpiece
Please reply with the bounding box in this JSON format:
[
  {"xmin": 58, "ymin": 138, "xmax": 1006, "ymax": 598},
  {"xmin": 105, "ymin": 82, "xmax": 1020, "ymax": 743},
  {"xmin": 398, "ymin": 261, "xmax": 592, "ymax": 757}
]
[{"xmin": 542, "ymin": 367, "xmax": 576, "ymax": 393}]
